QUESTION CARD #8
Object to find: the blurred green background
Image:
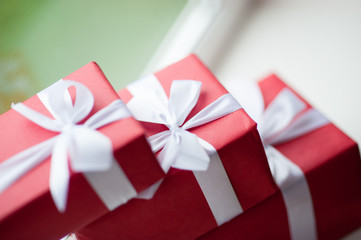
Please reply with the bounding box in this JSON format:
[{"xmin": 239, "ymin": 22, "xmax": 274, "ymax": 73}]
[{"xmin": 0, "ymin": 0, "xmax": 185, "ymax": 113}]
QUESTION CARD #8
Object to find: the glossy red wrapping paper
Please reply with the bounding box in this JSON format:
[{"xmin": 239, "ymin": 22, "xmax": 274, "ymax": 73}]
[
  {"xmin": 198, "ymin": 75, "xmax": 361, "ymax": 240},
  {"xmin": 0, "ymin": 62, "xmax": 164, "ymax": 240},
  {"xmin": 76, "ymin": 55, "xmax": 278, "ymax": 240}
]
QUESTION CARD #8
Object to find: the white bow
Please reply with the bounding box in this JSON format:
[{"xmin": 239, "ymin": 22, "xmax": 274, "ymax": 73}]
[
  {"xmin": 127, "ymin": 75, "xmax": 243, "ymax": 225},
  {"xmin": 127, "ymin": 78, "xmax": 241, "ymax": 173},
  {"xmin": 229, "ymin": 81, "xmax": 329, "ymax": 185},
  {"xmin": 225, "ymin": 79, "xmax": 330, "ymax": 240},
  {"xmin": 0, "ymin": 79, "xmax": 131, "ymax": 212}
]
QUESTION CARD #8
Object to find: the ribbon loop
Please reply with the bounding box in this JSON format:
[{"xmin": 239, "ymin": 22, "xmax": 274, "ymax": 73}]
[
  {"xmin": 257, "ymin": 89, "xmax": 306, "ymax": 145},
  {"xmin": 127, "ymin": 76, "xmax": 169, "ymax": 125},
  {"xmin": 0, "ymin": 79, "xmax": 131, "ymax": 212},
  {"xmin": 168, "ymin": 80, "xmax": 202, "ymax": 126},
  {"xmin": 11, "ymin": 103, "xmax": 64, "ymax": 132},
  {"xmin": 44, "ymin": 80, "xmax": 94, "ymax": 124},
  {"xmin": 269, "ymin": 108, "xmax": 330, "ymax": 146}
]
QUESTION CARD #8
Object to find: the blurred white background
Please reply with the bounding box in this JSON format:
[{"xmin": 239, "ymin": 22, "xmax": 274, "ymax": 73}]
[{"xmin": 213, "ymin": 0, "xmax": 361, "ymax": 150}]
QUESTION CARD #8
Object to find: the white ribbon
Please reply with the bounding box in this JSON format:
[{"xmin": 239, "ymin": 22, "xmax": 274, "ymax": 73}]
[
  {"xmin": 0, "ymin": 79, "xmax": 137, "ymax": 212},
  {"xmin": 127, "ymin": 75, "xmax": 243, "ymax": 225},
  {"xmin": 225, "ymin": 80, "xmax": 330, "ymax": 240}
]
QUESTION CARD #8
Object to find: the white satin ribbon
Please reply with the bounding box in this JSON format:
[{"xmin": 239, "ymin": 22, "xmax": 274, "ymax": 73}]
[
  {"xmin": 225, "ymin": 80, "xmax": 330, "ymax": 240},
  {"xmin": 127, "ymin": 75, "xmax": 243, "ymax": 225},
  {"xmin": 0, "ymin": 79, "xmax": 136, "ymax": 212}
]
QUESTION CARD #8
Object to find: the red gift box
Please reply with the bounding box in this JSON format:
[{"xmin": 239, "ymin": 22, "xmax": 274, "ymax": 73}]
[
  {"xmin": 76, "ymin": 55, "xmax": 278, "ymax": 240},
  {"xmin": 197, "ymin": 74, "xmax": 361, "ymax": 240},
  {"xmin": 0, "ymin": 62, "xmax": 164, "ymax": 240}
]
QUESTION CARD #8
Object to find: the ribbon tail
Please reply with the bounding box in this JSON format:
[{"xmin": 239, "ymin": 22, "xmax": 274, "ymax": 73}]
[
  {"xmin": 49, "ymin": 134, "xmax": 71, "ymax": 212},
  {"xmin": 70, "ymin": 126, "xmax": 113, "ymax": 172},
  {"xmin": 0, "ymin": 138, "xmax": 55, "ymax": 193},
  {"xmin": 172, "ymin": 131, "xmax": 210, "ymax": 171},
  {"xmin": 148, "ymin": 130, "xmax": 171, "ymax": 153},
  {"xmin": 157, "ymin": 134, "xmax": 180, "ymax": 173}
]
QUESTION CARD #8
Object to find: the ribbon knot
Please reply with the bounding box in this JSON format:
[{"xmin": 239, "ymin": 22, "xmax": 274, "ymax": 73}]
[
  {"xmin": 168, "ymin": 124, "xmax": 181, "ymax": 133},
  {"xmin": 62, "ymin": 123, "xmax": 75, "ymax": 133},
  {"xmin": 127, "ymin": 77, "xmax": 242, "ymax": 173},
  {"xmin": 0, "ymin": 79, "xmax": 131, "ymax": 212}
]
